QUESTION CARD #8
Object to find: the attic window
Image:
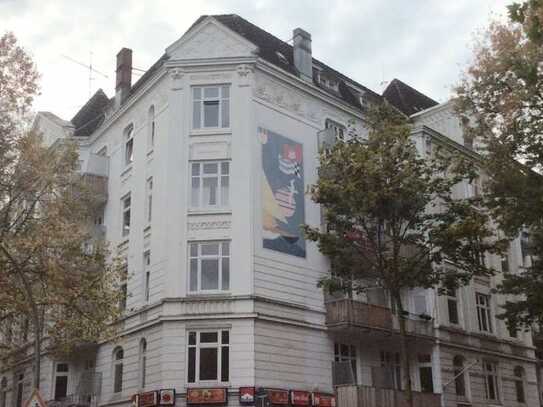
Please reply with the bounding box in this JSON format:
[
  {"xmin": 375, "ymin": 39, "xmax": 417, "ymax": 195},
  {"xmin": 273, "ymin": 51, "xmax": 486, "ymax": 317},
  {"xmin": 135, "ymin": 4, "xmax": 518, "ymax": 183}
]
[
  {"xmin": 318, "ymin": 74, "xmax": 339, "ymax": 91},
  {"xmin": 275, "ymin": 51, "xmax": 288, "ymax": 65}
]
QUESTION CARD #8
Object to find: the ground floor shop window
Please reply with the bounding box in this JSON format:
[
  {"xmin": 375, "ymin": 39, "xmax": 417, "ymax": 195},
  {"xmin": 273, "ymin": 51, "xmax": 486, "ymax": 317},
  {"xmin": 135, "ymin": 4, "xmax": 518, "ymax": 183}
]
[{"xmin": 187, "ymin": 330, "xmax": 229, "ymax": 384}]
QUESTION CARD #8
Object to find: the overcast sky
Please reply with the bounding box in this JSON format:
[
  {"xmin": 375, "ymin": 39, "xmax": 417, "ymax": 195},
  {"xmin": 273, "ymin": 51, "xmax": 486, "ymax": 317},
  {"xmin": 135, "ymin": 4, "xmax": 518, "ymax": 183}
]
[{"xmin": 2, "ymin": 0, "xmax": 511, "ymax": 120}]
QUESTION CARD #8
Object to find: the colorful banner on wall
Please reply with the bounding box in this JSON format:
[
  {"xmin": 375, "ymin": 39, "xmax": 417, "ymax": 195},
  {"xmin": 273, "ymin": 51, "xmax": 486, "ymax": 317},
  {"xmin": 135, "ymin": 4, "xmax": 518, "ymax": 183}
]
[
  {"xmin": 186, "ymin": 388, "xmax": 227, "ymax": 405},
  {"xmin": 259, "ymin": 127, "xmax": 306, "ymax": 257}
]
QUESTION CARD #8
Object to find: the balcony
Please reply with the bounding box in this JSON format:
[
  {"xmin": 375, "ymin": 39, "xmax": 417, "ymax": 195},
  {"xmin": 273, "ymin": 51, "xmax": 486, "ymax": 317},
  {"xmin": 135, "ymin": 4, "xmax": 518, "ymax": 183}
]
[
  {"xmin": 336, "ymin": 385, "xmax": 440, "ymax": 407},
  {"xmin": 81, "ymin": 154, "xmax": 109, "ymax": 204},
  {"xmin": 325, "ymin": 299, "xmax": 434, "ymax": 340}
]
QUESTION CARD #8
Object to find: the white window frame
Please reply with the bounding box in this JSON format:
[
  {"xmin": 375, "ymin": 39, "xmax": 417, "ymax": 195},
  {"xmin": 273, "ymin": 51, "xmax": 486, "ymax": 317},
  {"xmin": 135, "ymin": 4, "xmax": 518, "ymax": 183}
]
[
  {"xmin": 143, "ymin": 251, "xmax": 151, "ymax": 303},
  {"xmin": 187, "ymin": 330, "xmax": 229, "ymax": 384},
  {"xmin": 190, "ymin": 161, "xmax": 230, "ymax": 210},
  {"xmin": 112, "ymin": 347, "xmax": 124, "ymax": 394},
  {"xmin": 145, "ymin": 177, "xmax": 153, "ymax": 224},
  {"xmin": 192, "ymin": 85, "xmax": 230, "ymax": 129},
  {"xmin": 476, "ymin": 292, "xmax": 493, "ymax": 333},
  {"xmin": 53, "ymin": 362, "xmax": 69, "ymax": 400},
  {"xmin": 188, "ymin": 241, "xmax": 230, "ymax": 293},
  {"xmin": 482, "ymin": 360, "xmax": 500, "ymax": 401},
  {"xmin": 334, "ymin": 343, "xmax": 357, "ymax": 384},
  {"xmin": 445, "ymin": 288, "xmax": 460, "ymax": 326},
  {"xmin": 139, "ymin": 339, "xmax": 147, "ymax": 389},
  {"xmin": 124, "ymin": 125, "xmax": 134, "ymax": 167},
  {"xmin": 147, "ymin": 105, "xmax": 155, "ymax": 152},
  {"xmin": 121, "ymin": 193, "xmax": 131, "ymax": 237}
]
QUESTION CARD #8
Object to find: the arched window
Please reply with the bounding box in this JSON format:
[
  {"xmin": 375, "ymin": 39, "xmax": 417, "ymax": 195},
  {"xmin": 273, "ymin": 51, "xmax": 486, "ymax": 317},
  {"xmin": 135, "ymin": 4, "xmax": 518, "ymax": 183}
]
[
  {"xmin": 148, "ymin": 105, "xmax": 155, "ymax": 151},
  {"xmin": 514, "ymin": 366, "xmax": 525, "ymax": 403},
  {"xmin": 139, "ymin": 339, "xmax": 147, "ymax": 388},
  {"xmin": 113, "ymin": 347, "xmax": 124, "ymax": 393},
  {"xmin": 453, "ymin": 356, "xmax": 466, "ymax": 397},
  {"xmin": 1, "ymin": 377, "xmax": 7, "ymax": 407}
]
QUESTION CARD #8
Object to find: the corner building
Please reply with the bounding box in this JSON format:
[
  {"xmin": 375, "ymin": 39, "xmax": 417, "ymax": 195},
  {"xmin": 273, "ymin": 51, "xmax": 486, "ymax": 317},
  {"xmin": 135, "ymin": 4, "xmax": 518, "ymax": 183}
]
[{"xmin": 1, "ymin": 14, "xmax": 540, "ymax": 407}]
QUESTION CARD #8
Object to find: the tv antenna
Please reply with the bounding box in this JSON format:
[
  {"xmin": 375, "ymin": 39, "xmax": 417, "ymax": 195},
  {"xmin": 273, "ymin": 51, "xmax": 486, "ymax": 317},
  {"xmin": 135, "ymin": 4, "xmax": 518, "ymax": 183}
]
[{"xmin": 61, "ymin": 52, "xmax": 109, "ymax": 97}]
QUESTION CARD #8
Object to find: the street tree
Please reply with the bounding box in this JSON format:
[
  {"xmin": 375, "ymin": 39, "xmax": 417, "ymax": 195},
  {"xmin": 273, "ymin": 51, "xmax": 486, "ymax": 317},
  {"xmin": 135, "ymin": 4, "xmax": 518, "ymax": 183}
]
[
  {"xmin": 455, "ymin": 0, "xmax": 543, "ymax": 328},
  {"xmin": 0, "ymin": 32, "xmax": 123, "ymax": 390},
  {"xmin": 304, "ymin": 103, "xmax": 504, "ymax": 405}
]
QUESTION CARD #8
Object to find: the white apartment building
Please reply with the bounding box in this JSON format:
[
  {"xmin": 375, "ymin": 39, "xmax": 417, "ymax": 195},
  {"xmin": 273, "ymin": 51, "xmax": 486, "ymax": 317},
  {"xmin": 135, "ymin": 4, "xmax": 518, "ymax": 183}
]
[{"xmin": 0, "ymin": 14, "xmax": 540, "ymax": 407}]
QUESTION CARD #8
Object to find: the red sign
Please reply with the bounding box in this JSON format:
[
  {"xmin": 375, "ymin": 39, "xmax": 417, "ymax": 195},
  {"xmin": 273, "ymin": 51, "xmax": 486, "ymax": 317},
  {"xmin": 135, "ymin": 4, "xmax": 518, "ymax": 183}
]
[
  {"xmin": 291, "ymin": 391, "xmax": 310, "ymax": 406},
  {"xmin": 239, "ymin": 387, "xmax": 255, "ymax": 404},
  {"xmin": 312, "ymin": 393, "xmax": 336, "ymax": 407},
  {"xmin": 268, "ymin": 389, "xmax": 289, "ymax": 405},
  {"xmin": 159, "ymin": 389, "xmax": 175, "ymax": 406},
  {"xmin": 139, "ymin": 391, "xmax": 158, "ymax": 407},
  {"xmin": 187, "ymin": 388, "xmax": 227, "ymax": 405}
]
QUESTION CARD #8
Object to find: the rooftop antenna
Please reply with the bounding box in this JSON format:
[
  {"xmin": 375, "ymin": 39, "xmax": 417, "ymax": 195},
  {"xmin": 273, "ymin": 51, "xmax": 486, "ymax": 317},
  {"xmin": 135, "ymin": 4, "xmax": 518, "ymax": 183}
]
[{"xmin": 61, "ymin": 52, "xmax": 109, "ymax": 97}]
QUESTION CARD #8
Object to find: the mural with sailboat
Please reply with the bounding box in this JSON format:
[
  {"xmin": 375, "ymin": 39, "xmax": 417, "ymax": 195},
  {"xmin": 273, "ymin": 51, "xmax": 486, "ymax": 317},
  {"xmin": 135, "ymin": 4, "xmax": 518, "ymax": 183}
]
[{"xmin": 259, "ymin": 127, "xmax": 306, "ymax": 257}]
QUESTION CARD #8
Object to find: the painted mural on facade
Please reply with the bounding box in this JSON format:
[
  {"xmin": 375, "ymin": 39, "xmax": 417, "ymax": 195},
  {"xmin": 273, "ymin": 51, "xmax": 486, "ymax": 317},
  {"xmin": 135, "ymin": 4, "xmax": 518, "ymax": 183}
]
[{"xmin": 259, "ymin": 127, "xmax": 306, "ymax": 257}]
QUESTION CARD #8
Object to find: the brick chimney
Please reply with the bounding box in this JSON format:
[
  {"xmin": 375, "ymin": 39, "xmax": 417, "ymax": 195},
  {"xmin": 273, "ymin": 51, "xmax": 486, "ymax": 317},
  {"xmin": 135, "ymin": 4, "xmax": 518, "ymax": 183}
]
[
  {"xmin": 293, "ymin": 28, "xmax": 312, "ymax": 82},
  {"xmin": 115, "ymin": 48, "xmax": 132, "ymax": 107}
]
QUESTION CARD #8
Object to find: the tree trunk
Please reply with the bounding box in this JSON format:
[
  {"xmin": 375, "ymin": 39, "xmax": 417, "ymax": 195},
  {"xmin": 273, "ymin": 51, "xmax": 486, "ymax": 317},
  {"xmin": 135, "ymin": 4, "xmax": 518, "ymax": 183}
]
[
  {"xmin": 32, "ymin": 314, "xmax": 41, "ymax": 390},
  {"xmin": 395, "ymin": 295, "xmax": 414, "ymax": 407}
]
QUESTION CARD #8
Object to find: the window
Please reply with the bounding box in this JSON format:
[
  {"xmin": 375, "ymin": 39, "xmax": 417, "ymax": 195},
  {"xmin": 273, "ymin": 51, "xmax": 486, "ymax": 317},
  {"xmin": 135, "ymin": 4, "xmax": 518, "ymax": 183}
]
[
  {"xmin": 482, "ymin": 360, "xmax": 499, "ymax": 401},
  {"xmin": 190, "ymin": 161, "xmax": 229, "ymax": 209},
  {"xmin": 453, "ymin": 356, "xmax": 466, "ymax": 397},
  {"xmin": 446, "ymin": 288, "xmax": 459, "ymax": 325},
  {"xmin": 148, "ymin": 105, "xmax": 155, "ymax": 151},
  {"xmin": 0, "ymin": 377, "xmax": 7, "ymax": 407},
  {"xmin": 145, "ymin": 178, "xmax": 153, "ymax": 223},
  {"xmin": 380, "ymin": 351, "xmax": 402, "ymax": 390},
  {"xmin": 15, "ymin": 373, "xmax": 23, "ymax": 407},
  {"xmin": 501, "ymin": 254, "xmax": 510, "ymax": 273},
  {"xmin": 54, "ymin": 363, "xmax": 69, "ymax": 401},
  {"xmin": 424, "ymin": 136, "xmax": 432, "ymax": 157},
  {"xmin": 124, "ymin": 125, "xmax": 134, "ymax": 166},
  {"xmin": 187, "ymin": 330, "xmax": 229, "ymax": 383},
  {"xmin": 189, "ymin": 242, "xmax": 230, "ymax": 292},
  {"xmin": 113, "ymin": 347, "xmax": 124, "ymax": 393},
  {"xmin": 121, "ymin": 194, "xmax": 131, "ymax": 237},
  {"xmin": 476, "ymin": 293, "xmax": 493, "ymax": 333},
  {"xmin": 514, "ymin": 366, "xmax": 525, "ymax": 403},
  {"xmin": 192, "ymin": 86, "xmax": 230, "ymax": 129},
  {"xmin": 508, "ymin": 323, "xmax": 518, "ymax": 338},
  {"xmin": 412, "ymin": 288, "xmax": 427, "ymax": 316},
  {"xmin": 120, "ymin": 282, "xmax": 127, "ymax": 311},
  {"xmin": 334, "ymin": 343, "xmax": 357, "ymax": 384},
  {"xmin": 418, "ymin": 354, "xmax": 433, "ymax": 393},
  {"xmin": 521, "ymin": 231, "xmax": 531, "ymax": 266},
  {"xmin": 139, "ymin": 339, "xmax": 147, "ymax": 389},
  {"xmin": 325, "ymin": 119, "xmax": 345, "ymax": 141},
  {"xmin": 143, "ymin": 251, "xmax": 151, "ymax": 303}
]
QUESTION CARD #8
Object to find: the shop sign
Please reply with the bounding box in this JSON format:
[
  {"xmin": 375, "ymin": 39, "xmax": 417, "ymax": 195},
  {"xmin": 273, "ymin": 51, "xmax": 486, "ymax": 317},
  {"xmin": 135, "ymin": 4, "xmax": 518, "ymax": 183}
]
[
  {"xmin": 312, "ymin": 393, "xmax": 336, "ymax": 407},
  {"xmin": 239, "ymin": 387, "xmax": 255, "ymax": 404},
  {"xmin": 267, "ymin": 389, "xmax": 288, "ymax": 405},
  {"xmin": 290, "ymin": 391, "xmax": 310, "ymax": 406},
  {"xmin": 159, "ymin": 389, "xmax": 176, "ymax": 406},
  {"xmin": 187, "ymin": 388, "xmax": 228, "ymax": 405},
  {"xmin": 139, "ymin": 391, "xmax": 158, "ymax": 407}
]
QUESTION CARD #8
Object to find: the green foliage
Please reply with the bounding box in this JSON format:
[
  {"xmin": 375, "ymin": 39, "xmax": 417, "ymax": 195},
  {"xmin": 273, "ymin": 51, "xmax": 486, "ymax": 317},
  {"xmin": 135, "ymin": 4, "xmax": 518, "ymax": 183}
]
[
  {"xmin": 456, "ymin": 0, "xmax": 543, "ymax": 328},
  {"xmin": 304, "ymin": 103, "xmax": 503, "ymax": 300}
]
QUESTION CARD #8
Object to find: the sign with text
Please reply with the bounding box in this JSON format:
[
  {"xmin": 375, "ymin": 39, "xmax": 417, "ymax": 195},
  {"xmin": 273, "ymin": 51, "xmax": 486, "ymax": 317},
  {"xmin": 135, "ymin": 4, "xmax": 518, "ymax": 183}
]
[
  {"xmin": 312, "ymin": 393, "xmax": 336, "ymax": 407},
  {"xmin": 267, "ymin": 389, "xmax": 289, "ymax": 405},
  {"xmin": 187, "ymin": 388, "xmax": 227, "ymax": 405},
  {"xmin": 139, "ymin": 391, "xmax": 158, "ymax": 407},
  {"xmin": 290, "ymin": 391, "xmax": 310, "ymax": 406}
]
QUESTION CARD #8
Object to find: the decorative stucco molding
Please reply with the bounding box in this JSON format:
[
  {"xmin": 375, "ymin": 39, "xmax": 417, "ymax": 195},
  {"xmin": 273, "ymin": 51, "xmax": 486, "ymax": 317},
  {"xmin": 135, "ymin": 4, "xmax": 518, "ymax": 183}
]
[{"xmin": 188, "ymin": 220, "xmax": 232, "ymax": 231}]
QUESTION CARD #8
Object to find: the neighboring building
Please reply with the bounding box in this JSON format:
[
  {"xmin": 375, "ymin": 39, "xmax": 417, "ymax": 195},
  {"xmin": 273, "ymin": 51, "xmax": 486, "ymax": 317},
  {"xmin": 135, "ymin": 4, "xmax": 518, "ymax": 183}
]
[{"xmin": 0, "ymin": 14, "xmax": 539, "ymax": 407}]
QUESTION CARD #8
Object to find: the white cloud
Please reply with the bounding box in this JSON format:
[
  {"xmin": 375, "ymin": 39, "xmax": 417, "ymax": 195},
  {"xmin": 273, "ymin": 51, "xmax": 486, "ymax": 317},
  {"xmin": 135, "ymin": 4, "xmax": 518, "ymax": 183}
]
[{"xmin": 0, "ymin": 0, "xmax": 511, "ymax": 119}]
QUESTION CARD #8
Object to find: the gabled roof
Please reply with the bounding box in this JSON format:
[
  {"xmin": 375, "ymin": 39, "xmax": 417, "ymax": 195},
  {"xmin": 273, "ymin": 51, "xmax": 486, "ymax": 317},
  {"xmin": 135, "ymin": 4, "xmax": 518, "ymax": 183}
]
[
  {"xmin": 70, "ymin": 89, "xmax": 110, "ymax": 137},
  {"xmin": 382, "ymin": 78, "xmax": 438, "ymax": 116},
  {"xmin": 37, "ymin": 111, "xmax": 73, "ymax": 128}
]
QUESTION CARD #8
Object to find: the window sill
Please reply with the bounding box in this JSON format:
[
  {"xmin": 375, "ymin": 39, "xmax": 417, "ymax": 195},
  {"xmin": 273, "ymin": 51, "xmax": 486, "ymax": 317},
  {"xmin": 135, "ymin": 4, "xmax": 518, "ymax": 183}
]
[
  {"xmin": 118, "ymin": 239, "xmax": 129, "ymax": 248},
  {"xmin": 186, "ymin": 382, "xmax": 230, "ymax": 388},
  {"xmin": 188, "ymin": 209, "xmax": 232, "ymax": 216},
  {"xmin": 190, "ymin": 128, "xmax": 232, "ymax": 137},
  {"xmin": 144, "ymin": 225, "xmax": 151, "ymax": 233},
  {"xmin": 187, "ymin": 292, "xmax": 232, "ymax": 299}
]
